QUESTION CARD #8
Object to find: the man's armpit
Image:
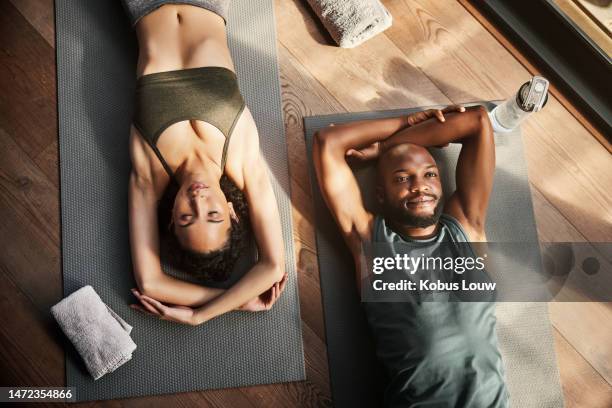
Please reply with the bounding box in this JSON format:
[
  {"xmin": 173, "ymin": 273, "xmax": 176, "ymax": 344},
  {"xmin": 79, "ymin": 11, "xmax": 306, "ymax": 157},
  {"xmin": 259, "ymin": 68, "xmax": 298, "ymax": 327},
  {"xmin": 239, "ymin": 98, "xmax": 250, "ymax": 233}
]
[{"xmin": 343, "ymin": 213, "xmax": 374, "ymax": 255}]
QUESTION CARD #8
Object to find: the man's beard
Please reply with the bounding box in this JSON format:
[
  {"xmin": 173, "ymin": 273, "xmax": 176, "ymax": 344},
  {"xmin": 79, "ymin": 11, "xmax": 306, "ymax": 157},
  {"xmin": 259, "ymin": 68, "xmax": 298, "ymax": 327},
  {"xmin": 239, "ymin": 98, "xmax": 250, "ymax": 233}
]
[{"xmin": 382, "ymin": 194, "xmax": 444, "ymax": 228}]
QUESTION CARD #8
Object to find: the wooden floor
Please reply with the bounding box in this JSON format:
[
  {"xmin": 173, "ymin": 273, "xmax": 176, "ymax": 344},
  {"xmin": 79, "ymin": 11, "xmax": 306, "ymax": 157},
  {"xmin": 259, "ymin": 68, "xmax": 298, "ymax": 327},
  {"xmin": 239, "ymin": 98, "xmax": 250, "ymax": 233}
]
[
  {"xmin": 576, "ymin": 0, "xmax": 612, "ymax": 34},
  {"xmin": 1, "ymin": 0, "xmax": 611, "ymax": 406}
]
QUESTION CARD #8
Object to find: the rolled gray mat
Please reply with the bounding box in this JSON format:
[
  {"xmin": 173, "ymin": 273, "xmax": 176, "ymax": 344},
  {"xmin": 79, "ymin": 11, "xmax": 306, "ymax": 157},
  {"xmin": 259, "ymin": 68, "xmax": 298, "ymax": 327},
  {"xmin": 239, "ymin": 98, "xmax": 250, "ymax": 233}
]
[
  {"xmin": 55, "ymin": 0, "xmax": 304, "ymax": 401},
  {"xmin": 303, "ymin": 104, "xmax": 564, "ymax": 408},
  {"xmin": 305, "ymin": 0, "xmax": 393, "ymax": 48}
]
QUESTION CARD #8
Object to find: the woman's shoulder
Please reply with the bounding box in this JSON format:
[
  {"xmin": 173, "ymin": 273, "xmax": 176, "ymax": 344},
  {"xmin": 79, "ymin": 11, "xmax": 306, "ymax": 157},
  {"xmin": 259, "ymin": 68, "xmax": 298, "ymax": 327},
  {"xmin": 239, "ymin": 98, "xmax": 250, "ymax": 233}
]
[
  {"xmin": 223, "ymin": 106, "xmax": 261, "ymax": 184},
  {"xmin": 223, "ymin": 153, "xmax": 264, "ymax": 193},
  {"xmin": 129, "ymin": 126, "xmax": 170, "ymax": 200},
  {"xmin": 129, "ymin": 126, "xmax": 154, "ymax": 179}
]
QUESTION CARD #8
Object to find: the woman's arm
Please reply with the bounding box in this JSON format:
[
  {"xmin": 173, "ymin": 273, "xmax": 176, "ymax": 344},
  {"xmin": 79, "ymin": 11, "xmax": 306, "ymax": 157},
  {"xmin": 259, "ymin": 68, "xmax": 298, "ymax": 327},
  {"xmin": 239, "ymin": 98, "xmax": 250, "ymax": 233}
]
[
  {"xmin": 191, "ymin": 153, "xmax": 286, "ymax": 324},
  {"xmin": 129, "ymin": 171, "xmax": 228, "ymax": 306},
  {"xmin": 128, "ymin": 127, "xmax": 226, "ymax": 307}
]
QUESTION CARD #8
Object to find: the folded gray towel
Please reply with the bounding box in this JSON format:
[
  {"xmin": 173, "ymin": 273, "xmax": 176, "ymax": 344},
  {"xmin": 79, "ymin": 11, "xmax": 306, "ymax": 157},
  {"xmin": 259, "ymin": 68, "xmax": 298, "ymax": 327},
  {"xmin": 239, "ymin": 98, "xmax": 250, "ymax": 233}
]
[
  {"xmin": 51, "ymin": 285, "xmax": 136, "ymax": 380},
  {"xmin": 305, "ymin": 0, "xmax": 392, "ymax": 48}
]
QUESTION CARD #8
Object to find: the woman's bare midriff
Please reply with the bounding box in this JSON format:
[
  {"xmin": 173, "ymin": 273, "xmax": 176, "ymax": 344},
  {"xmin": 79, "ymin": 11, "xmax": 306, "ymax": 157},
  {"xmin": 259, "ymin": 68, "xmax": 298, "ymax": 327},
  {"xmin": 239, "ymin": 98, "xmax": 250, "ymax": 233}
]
[
  {"xmin": 134, "ymin": 4, "xmax": 235, "ymax": 77},
  {"xmin": 130, "ymin": 3, "xmax": 255, "ymax": 194}
]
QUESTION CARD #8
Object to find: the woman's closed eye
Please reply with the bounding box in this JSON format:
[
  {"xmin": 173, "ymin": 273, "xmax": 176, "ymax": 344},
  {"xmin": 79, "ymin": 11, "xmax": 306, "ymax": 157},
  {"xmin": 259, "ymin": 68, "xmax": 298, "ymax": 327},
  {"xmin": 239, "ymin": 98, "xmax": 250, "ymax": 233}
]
[
  {"xmin": 177, "ymin": 212, "xmax": 223, "ymax": 227},
  {"xmin": 207, "ymin": 211, "xmax": 224, "ymax": 223},
  {"xmin": 179, "ymin": 214, "xmax": 194, "ymax": 227}
]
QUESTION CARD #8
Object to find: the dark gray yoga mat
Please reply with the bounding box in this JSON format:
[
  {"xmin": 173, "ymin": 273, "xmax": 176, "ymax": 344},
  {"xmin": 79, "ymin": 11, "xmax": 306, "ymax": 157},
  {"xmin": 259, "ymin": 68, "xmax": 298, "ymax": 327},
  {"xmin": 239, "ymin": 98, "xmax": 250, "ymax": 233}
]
[
  {"xmin": 55, "ymin": 0, "xmax": 304, "ymax": 401},
  {"xmin": 304, "ymin": 105, "xmax": 564, "ymax": 408}
]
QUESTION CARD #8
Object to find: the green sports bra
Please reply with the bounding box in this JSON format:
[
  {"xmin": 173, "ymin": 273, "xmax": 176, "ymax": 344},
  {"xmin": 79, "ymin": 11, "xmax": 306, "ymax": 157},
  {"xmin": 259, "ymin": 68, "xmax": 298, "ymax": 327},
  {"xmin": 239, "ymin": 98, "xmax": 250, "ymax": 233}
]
[{"xmin": 133, "ymin": 66, "xmax": 246, "ymax": 183}]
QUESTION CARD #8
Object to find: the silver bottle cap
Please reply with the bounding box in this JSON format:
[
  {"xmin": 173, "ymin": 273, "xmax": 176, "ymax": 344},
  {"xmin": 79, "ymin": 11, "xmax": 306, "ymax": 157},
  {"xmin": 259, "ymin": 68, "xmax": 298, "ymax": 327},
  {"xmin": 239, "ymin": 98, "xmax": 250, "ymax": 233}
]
[{"xmin": 517, "ymin": 76, "xmax": 549, "ymax": 112}]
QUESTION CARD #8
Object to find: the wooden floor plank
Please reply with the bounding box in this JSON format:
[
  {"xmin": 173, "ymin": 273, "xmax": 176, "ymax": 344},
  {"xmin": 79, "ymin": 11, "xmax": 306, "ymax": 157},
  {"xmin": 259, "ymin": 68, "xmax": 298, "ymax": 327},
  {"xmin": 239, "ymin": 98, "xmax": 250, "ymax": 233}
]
[
  {"xmin": 553, "ymin": 328, "xmax": 612, "ymax": 408},
  {"xmin": 532, "ymin": 186, "xmax": 612, "ymax": 386},
  {"xmin": 10, "ymin": 0, "xmax": 55, "ymax": 48},
  {"xmin": 115, "ymin": 388, "xmax": 249, "ymax": 408},
  {"xmin": 300, "ymin": 320, "xmax": 332, "ymax": 399},
  {"xmin": 0, "ymin": 1, "xmax": 57, "ymax": 162},
  {"xmin": 550, "ymin": 301, "xmax": 612, "ymax": 386},
  {"xmin": 531, "ymin": 187, "xmax": 588, "ymax": 243},
  {"xmin": 522, "ymin": 114, "xmax": 612, "ymax": 242},
  {"xmin": 34, "ymin": 139, "xmax": 60, "ymax": 188},
  {"xmin": 10, "ymin": 0, "xmax": 62, "ymax": 189},
  {"xmin": 0, "ymin": 134, "xmax": 62, "ymax": 314},
  {"xmin": 0, "ymin": 128, "xmax": 59, "ymax": 246},
  {"xmin": 0, "ymin": 268, "xmax": 65, "ymax": 389}
]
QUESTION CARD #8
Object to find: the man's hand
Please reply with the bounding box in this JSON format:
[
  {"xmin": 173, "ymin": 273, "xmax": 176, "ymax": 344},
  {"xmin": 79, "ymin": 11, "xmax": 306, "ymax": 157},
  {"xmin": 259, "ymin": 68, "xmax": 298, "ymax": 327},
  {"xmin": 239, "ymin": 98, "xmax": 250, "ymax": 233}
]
[
  {"xmin": 346, "ymin": 105, "xmax": 465, "ymax": 161},
  {"xmin": 346, "ymin": 142, "xmax": 381, "ymax": 162},
  {"xmin": 237, "ymin": 272, "xmax": 288, "ymax": 312},
  {"xmin": 130, "ymin": 288, "xmax": 201, "ymax": 326},
  {"xmin": 405, "ymin": 105, "xmax": 465, "ymax": 126}
]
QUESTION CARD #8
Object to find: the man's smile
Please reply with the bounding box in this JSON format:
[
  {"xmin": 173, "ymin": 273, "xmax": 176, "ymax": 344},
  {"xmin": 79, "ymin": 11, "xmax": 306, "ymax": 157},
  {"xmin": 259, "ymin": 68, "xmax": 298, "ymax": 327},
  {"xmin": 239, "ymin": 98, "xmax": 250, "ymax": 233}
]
[{"xmin": 404, "ymin": 194, "xmax": 437, "ymax": 208}]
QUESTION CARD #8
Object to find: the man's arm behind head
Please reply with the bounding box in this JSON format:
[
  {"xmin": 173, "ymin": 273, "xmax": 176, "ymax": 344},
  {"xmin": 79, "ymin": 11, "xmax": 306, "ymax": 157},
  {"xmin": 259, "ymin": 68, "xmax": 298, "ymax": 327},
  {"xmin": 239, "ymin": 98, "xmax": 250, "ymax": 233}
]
[{"xmin": 378, "ymin": 105, "xmax": 496, "ymax": 239}]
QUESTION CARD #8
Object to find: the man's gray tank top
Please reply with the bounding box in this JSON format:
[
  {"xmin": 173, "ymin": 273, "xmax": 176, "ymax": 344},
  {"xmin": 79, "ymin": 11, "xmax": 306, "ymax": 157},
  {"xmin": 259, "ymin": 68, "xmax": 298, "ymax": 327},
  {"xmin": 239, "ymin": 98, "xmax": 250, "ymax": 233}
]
[{"xmin": 363, "ymin": 213, "xmax": 509, "ymax": 408}]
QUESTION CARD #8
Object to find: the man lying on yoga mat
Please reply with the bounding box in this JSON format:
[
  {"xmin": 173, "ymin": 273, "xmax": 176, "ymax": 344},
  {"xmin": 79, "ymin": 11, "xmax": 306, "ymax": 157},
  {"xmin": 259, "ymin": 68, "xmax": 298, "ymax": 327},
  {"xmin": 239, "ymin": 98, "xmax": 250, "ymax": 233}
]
[
  {"xmin": 124, "ymin": 1, "xmax": 287, "ymax": 325},
  {"xmin": 313, "ymin": 105, "xmax": 509, "ymax": 407}
]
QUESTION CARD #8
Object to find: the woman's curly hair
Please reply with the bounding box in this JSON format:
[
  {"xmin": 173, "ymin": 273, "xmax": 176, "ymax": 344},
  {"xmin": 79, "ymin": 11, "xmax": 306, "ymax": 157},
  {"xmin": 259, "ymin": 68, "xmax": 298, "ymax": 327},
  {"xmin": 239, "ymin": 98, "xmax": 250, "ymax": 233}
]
[{"xmin": 157, "ymin": 176, "xmax": 250, "ymax": 282}]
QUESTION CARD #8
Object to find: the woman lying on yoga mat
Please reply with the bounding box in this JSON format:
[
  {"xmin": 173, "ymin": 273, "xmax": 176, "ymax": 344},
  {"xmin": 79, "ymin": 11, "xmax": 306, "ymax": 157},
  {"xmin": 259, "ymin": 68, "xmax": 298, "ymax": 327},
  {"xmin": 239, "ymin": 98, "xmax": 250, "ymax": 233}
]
[{"xmin": 123, "ymin": 1, "xmax": 287, "ymax": 325}]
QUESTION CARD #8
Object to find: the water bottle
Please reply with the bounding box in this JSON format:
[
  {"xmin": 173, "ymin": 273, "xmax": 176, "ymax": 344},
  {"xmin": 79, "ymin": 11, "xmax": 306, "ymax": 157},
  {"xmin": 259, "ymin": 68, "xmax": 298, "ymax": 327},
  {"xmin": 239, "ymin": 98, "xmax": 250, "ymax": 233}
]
[{"xmin": 489, "ymin": 76, "xmax": 549, "ymax": 133}]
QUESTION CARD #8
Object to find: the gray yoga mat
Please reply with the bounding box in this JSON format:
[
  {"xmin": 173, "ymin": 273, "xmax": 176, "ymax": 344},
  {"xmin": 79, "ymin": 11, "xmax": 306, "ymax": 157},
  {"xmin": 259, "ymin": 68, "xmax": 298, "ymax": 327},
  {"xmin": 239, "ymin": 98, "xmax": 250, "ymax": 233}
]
[
  {"xmin": 55, "ymin": 0, "xmax": 304, "ymax": 402},
  {"xmin": 304, "ymin": 104, "xmax": 564, "ymax": 408}
]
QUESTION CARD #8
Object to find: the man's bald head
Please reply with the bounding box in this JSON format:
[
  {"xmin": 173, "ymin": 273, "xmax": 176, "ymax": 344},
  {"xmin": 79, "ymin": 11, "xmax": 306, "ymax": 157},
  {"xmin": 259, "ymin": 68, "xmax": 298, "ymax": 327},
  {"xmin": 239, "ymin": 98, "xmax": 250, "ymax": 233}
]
[{"xmin": 376, "ymin": 144, "xmax": 436, "ymax": 182}]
